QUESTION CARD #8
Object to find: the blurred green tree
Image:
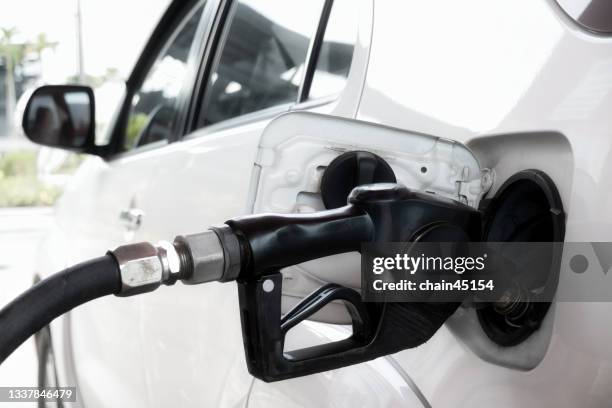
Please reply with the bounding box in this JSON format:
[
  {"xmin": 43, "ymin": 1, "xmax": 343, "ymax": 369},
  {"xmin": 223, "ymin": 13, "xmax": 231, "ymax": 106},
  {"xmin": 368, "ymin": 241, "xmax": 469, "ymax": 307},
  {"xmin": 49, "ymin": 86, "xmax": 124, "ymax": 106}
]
[
  {"xmin": 0, "ymin": 27, "xmax": 22, "ymax": 132},
  {"xmin": 29, "ymin": 33, "xmax": 57, "ymax": 62}
]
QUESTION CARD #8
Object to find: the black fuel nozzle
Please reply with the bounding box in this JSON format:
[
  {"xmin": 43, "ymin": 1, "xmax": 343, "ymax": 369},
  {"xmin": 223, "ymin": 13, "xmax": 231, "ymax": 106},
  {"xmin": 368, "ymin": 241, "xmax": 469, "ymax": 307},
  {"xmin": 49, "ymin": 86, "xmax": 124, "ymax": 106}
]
[{"xmin": 175, "ymin": 183, "xmax": 481, "ymax": 382}]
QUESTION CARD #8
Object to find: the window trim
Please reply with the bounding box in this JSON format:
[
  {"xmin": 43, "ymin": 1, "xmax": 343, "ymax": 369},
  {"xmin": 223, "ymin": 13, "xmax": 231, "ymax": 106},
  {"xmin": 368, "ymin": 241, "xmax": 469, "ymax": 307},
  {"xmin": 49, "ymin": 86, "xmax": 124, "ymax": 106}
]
[
  {"xmin": 297, "ymin": 0, "xmax": 334, "ymax": 103},
  {"xmin": 290, "ymin": 93, "xmax": 339, "ymax": 112},
  {"xmin": 184, "ymin": 0, "xmax": 234, "ymax": 135},
  {"xmin": 300, "ymin": 0, "xmax": 361, "ymax": 104},
  {"xmin": 193, "ymin": 0, "xmax": 240, "ymax": 130},
  {"xmin": 160, "ymin": 1, "xmax": 217, "ymax": 146},
  {"xmin": 189, "ymin": 0, "xmax": 340, "ymax": 133},
  {"xmin": 106, "ymin": 0, "xmax": 213, "ymax": 159},
  {"xmin": 183, "ymin": 101, "xmax": 293, "ymax": 141}
]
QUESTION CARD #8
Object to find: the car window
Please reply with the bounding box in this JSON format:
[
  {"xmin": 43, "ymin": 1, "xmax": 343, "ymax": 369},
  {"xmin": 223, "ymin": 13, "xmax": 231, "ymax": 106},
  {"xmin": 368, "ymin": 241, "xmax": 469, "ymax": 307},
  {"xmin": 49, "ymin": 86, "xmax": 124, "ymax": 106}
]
[
  {"xmin": 308, "ymin": 0, "xmax": 357, "ymax": 99},
  {"xmin": 199, "ymin": 0, "xmax": 325, "ymax": 127},
  {"xmin": 123, "ymin": 3, "xmax": 204, "ymax": 151}
]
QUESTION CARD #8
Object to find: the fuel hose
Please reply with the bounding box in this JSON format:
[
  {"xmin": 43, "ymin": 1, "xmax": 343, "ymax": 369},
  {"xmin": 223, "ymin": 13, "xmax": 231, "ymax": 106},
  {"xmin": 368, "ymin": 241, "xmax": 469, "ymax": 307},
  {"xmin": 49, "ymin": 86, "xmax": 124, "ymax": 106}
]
[
  {"xmin": 0, "ymin": 255, "xmax": 121, "ymax": 363},
  {"xmin": 0, "ymin": 235, "xmax": 227, "ymax": 365}
]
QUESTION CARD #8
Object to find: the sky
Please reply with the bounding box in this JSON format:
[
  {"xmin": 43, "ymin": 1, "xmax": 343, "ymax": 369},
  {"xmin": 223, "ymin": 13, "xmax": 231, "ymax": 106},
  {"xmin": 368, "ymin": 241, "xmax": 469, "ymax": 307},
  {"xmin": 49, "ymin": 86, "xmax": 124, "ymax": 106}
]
[{"xmin": 0, "ymin": 0, "xmax": 171, "ymax": 82}]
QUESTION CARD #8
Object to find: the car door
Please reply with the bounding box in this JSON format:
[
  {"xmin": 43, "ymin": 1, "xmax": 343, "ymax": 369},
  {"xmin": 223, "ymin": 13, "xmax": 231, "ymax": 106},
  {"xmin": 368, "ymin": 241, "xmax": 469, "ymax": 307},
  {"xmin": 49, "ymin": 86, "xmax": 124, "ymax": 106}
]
[
  {"xmin": 62, "ymin": 2, "xmax": 211, "ymax": 408},
  {"xmin": 129, "ymin": 0, "xmax": 386, "ymax": 407}
]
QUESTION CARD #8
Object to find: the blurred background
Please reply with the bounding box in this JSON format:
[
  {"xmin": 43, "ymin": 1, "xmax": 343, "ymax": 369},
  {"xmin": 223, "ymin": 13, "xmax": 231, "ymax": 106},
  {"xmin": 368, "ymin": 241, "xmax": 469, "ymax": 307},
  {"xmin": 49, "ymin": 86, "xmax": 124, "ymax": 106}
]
[{"xmin": 0, "ymin": 0, "xmax": 170, "ymax": 400}]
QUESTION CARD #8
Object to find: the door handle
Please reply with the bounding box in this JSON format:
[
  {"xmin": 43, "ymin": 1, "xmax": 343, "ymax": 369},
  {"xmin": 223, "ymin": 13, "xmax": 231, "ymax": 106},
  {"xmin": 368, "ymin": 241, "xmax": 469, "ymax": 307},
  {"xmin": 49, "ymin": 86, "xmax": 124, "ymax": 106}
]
[{"xmin": 119, "ymin": 208, "xmax": 144, "ymax": 231}]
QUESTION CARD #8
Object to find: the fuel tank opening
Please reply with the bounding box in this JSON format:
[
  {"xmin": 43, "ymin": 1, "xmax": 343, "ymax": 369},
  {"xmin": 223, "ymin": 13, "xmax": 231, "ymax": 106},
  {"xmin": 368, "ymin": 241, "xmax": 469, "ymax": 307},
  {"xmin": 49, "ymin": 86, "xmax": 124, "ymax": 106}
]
[{"xmin": 478, "ymin": 170, "xmax": 565, "ymax": 347}]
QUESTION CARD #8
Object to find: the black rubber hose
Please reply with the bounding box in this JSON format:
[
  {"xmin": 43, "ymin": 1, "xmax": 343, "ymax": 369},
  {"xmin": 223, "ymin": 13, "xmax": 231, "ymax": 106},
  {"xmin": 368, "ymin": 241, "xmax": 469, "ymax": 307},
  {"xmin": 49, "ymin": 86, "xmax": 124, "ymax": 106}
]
[{"xmin": 0, "ymin": 255, "xmax": 121, "ymax": 364}]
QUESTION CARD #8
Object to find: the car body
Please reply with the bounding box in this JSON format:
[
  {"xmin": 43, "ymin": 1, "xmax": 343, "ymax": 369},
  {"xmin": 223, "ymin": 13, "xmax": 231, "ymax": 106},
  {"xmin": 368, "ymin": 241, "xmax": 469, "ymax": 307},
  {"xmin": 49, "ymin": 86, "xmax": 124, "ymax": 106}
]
[{"xmin": 33, "ymin": 0, "xmax": 612, "ymax": 407}]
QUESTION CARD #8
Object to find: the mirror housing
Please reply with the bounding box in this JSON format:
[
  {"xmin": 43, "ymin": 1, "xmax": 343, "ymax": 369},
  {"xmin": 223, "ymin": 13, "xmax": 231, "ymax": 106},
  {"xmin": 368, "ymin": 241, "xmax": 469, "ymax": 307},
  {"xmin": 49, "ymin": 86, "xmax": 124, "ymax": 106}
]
[{"xmin": 22, "ymin": 85, "xmax": 97, "ymax": 153}]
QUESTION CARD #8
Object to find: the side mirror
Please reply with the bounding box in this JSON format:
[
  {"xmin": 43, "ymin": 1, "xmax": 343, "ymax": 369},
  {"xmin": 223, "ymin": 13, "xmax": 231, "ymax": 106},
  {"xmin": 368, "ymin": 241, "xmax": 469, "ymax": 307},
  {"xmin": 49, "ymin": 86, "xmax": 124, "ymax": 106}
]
[{"xmin": 22, "ymin": 85, "xmax": 95, "ymax": 152}]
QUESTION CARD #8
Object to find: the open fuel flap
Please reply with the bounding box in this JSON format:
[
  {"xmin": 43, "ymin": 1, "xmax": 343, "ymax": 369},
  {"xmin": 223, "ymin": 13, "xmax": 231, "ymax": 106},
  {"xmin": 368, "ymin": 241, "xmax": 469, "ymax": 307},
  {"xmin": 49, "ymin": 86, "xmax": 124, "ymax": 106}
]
[{"xmin": 246, "ymin": 112, "xmax": 490, "ymax": 323}]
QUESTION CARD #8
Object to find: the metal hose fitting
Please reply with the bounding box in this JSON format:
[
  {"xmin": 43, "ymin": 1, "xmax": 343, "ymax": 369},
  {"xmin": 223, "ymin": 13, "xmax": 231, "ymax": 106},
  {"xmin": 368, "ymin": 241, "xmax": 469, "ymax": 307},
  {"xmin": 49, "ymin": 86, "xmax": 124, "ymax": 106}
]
[
  {"xmin": 173, "ymin": 225, "xmax": 240, "ymax": 284},
  {"xmin": 111, "ymin": 241, "xmax": 181, "ymax": 297}
]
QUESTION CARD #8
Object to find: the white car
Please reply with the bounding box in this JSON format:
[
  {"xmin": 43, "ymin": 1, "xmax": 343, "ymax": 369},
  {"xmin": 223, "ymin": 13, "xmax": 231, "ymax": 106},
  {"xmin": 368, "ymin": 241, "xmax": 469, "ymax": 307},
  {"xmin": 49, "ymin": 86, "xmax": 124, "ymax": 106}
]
[{"xmin": 23, "ymin": 0, "xmax": 612, "ymax": 407}]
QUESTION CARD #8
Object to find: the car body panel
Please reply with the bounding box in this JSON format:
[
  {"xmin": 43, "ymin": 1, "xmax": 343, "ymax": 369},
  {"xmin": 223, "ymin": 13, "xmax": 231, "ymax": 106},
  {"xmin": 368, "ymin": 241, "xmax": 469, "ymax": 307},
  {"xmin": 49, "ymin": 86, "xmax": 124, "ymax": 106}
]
[
  {"xmin": 357, "ymin": 0, "xmax": 612, "ymax": 406},
  {"xmin": 34, "ymin": 0, "xmax": 612, "ymax": 407}
]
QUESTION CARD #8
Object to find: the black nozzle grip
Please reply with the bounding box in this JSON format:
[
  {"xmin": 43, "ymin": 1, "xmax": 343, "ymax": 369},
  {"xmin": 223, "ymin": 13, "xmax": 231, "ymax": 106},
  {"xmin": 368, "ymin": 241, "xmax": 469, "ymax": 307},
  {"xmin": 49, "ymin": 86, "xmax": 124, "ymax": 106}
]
[
  {"xmin": 237, "ymin": 273, "xmax": 373, "ymax": 382},
  {"xmin": 227, "ymin": 205, "xmax": 374, "ymax": 277},
  {"xmin": 237, "ymin": 273, "xmax": 459, "ymax": 382}
]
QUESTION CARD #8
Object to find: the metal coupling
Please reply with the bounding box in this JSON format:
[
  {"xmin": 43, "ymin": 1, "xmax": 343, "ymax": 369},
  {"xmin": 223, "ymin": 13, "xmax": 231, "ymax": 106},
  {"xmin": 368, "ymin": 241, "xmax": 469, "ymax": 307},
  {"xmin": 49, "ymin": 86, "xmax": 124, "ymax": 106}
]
[
  {"xmin": 173, "ymin": 225, "xmax": 241, "ymax": 285},
  {"xmin": 111, "ymin": 241, "xmax": 181, "ymax": 297}
]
